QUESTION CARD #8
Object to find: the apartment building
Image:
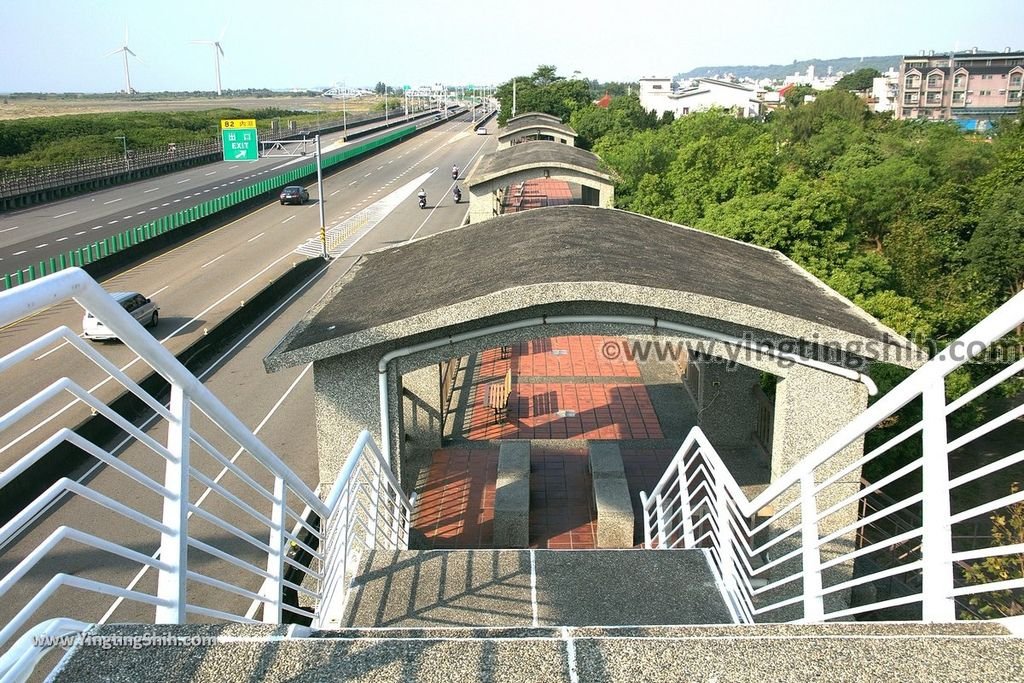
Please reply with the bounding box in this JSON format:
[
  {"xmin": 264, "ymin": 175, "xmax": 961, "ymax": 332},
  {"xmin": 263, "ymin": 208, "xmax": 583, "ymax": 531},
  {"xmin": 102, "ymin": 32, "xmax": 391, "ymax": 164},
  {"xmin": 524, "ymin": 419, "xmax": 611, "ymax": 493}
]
[{"xmin": 896, "ymin": 47, "xmax": 1024, "ymax": 126}]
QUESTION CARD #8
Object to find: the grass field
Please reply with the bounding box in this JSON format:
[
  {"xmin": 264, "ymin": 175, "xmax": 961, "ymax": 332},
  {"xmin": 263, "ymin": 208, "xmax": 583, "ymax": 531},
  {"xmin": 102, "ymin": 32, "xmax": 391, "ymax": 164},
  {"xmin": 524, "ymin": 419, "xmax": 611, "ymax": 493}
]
[{"xmin": 0, "ymin": 94, "xmax": 390, "ymax": 121}]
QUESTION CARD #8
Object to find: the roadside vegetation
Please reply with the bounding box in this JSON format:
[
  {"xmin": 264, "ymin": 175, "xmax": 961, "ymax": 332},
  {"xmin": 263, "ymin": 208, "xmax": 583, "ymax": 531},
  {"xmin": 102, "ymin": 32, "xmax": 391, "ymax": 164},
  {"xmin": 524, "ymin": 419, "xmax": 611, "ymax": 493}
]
[
  {"xmin": 0, "ymin": 102, "xmax": 383, "ymax": 173},
  {"xmin": 497, "ymin": 65, "xmax": 1024, "ymax": 476}
]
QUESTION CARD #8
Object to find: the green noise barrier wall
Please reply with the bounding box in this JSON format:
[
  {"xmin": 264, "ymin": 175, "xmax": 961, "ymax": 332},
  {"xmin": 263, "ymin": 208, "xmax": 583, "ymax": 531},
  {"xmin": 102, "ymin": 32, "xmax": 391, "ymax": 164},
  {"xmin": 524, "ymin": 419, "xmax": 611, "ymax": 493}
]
[{"xmin": 3, "ymin": 125, "xmax": 417, "ymax": 290}]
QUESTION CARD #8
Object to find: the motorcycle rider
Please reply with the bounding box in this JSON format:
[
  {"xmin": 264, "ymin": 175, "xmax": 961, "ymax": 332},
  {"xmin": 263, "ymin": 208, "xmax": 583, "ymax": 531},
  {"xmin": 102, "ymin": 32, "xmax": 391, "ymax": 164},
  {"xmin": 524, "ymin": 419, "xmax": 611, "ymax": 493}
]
[
  {"xmin": 417, "ymin": 188, "xmax": 427, "ymax": 208},
  {"xmin": 453, "ymin": 185, "xmax": 462, "ymax": 203},
  {"xmin": 451, "ymin": 164, "xmax": 459, "ymax": 180}
]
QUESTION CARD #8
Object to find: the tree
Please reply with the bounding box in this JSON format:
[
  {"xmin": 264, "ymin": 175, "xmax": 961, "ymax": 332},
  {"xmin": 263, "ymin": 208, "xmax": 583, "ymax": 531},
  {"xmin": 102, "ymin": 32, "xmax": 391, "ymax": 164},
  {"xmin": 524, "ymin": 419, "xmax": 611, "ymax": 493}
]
[
  {"xmin": 967, "ymin": 184, "xmax": 1024, "ymax": 300},
  {"xmin": 782, "ymin": 84, "xmax": 816, "ymax": 108},
  {"xmin": 834, "ymin": 68, "xmax": 882, "ymax": 92},
  {"xmin": 494, "ymin": 66, "xmax": 592, "ymax": 125},
  {"xmin": 961, "ymin": 483, "xmax": 1024, "ymax": 619},
  {"xmin": 374, "ymin": 81, "xmax": 386, "ymax": 95}
]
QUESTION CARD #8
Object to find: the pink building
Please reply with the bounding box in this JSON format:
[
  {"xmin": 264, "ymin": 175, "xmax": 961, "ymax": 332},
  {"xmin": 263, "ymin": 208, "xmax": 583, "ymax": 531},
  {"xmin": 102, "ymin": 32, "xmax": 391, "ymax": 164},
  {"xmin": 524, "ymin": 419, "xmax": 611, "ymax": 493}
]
[{"xmin": 895, "ymin": 47, "xmax": 1023, "ymax": 124}]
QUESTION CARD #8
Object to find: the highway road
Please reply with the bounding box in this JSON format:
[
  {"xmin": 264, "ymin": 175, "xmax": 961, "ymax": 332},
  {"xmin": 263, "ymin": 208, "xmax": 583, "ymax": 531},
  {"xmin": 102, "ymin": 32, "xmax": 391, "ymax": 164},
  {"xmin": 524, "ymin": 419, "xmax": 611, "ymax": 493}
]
[
  {"xmin": 0, "ymin": 109, "xmax": 446, "ymax": 278},
  {"xmin": 0, "ymin": 109, "xmax": 498, "ymax": 640},
  {"xmin": 0, "ymin": 109, "xmax": 485, "ymax": 469}
]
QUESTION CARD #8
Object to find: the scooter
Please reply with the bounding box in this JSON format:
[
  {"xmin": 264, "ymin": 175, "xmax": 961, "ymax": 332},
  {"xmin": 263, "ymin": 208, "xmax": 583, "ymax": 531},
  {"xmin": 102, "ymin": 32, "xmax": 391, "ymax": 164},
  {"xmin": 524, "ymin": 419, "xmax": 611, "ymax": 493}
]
[
  {"xmin": 418, "ymin": 194, "xmax": 427, "ymax": 209},
  {"xmin": 453, "ymin": 187, "xmax": 462, "ymax": 203},
  {"xmin": 451, "ymin": 167, "xmax": 459, "ymax": 180}
]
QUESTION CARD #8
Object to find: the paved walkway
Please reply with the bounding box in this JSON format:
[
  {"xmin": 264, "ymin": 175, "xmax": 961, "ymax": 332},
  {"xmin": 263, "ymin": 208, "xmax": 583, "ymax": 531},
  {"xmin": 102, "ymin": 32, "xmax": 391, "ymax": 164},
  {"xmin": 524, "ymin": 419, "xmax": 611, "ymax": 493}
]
[
  {"xmin": 464, "ymin": 336, "xmax": 663, "ymax": 441},
  {"xmin": 412, "ymin": 443, "xmax": 678, "ymax": 550},
  {"xmin": 412, "ymin": 335, "xmax": 681, "ymax": 550}
]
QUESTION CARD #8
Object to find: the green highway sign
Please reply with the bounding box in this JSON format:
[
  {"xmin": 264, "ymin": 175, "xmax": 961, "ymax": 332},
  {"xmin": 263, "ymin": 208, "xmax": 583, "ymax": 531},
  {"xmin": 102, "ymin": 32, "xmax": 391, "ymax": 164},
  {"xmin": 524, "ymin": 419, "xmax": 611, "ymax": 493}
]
[{"xmin": 221, "ymin": 118, "xmax": 258, "ymax": 161}]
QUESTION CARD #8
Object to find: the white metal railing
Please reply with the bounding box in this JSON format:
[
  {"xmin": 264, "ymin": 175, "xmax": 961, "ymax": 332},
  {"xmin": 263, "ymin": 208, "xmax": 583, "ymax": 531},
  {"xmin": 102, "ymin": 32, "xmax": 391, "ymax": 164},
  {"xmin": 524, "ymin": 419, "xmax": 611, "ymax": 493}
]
[
  {"xmin": 314, "ymin": 431, "xmax": 415, "ymax": 629},
  {"xmin": 641, "ymin": 288, "xmax": 1024, "ymax": 624},
  {"xmin": 0, "ymin": 269, "xmax": 412, "ymax": 680}
]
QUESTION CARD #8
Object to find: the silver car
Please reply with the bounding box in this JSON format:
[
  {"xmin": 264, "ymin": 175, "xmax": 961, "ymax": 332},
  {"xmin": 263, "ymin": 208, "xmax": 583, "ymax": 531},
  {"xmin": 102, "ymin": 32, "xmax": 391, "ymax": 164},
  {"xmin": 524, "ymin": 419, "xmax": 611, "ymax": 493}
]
[{"xmin": 82, "ymin": 291, "xmax": 159, "ymax": 341}]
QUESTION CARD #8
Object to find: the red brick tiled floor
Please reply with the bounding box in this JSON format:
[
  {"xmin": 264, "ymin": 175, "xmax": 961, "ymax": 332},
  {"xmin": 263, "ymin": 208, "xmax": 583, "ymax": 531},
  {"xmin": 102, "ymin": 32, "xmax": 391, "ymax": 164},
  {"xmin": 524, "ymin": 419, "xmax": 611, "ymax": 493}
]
[
  {"xmin": 514, "ymin": 336, "xmax": 641, "ymax": 378},
  {"xmin": 502, "ymin": 179, "xmax": 574, "ymax": 214},
  {"xmin": 413, "ymin": 446, "xmax": 679, "ymax": 550},
  {"xmin": 413, "ymin": 448, "xmax": 497, "ymax": 548},
  {"xmin": 415, "ymin": 335, "xmax": 675, "ymax": 550},
  {"xmin": 465, "ymin": 337, "xmax": 660, "ymax": 441}
]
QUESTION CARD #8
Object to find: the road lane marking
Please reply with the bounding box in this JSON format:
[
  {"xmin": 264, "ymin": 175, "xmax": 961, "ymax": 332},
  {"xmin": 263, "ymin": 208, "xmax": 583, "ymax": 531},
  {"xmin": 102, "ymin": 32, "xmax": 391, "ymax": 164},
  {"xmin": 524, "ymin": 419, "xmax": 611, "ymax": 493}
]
[
  {"xmin": 56, "ymin": 237, "xmax": 68, "ymax": 242},
  {"xmin": 148, "ymin": 285, "xmax": 170, "ymax": 297},
  {"xmin": 364, "ymin": 173, "xmax": 371, "ymax": 177},
  {"xmin": 228, "ymin": 165, "xmax": 239, "ymax": 169},
  {"xmin": 75, "ymin": 231, "xmax": 86, "ymax": 235},
  {"xmin": 282, "ymin": 215, "xmax": 296, "ymax": 223},
  {"xmin": 54, "ymin": 211, "xmax": 77, "ymax": 218},
  {"xmin": 0, "ymin": 226, "xmax": 18, "ymax": 233},
  {"xmin": 149, "ymin": 206, "xmax": 158, "ymax": 210},
  {"xmin": 12, "ymin": 250, "xmax": 26, "ymax": 255},
  {"xmin": 177, "ymin": 178, "xmax": 191, "ymax": 184},
  {"xmin": 35, "ymin": 244, "xmax": 48, "ymax": 248},
  {"xmin": 107, "ymin": 220, "xmax": 118, "ymax": 224},
  {"xmin": 330, "ymin": 190, "xmax": 340, "ymax": 196},
  {"xmin": 247, "ymin": 232, "xmax": 264, "ymax": 242},
  {"xmin": 200, "ymin": 254, "xmax": 225, "ymax": 268},
  {"xmin": 348, "ymin": 181, "xmax": 357, "ymax": 186},
  {"xmin": 33, "ymin": 338, "xmax": 74, "ymax": 361},
  {"xmin": 143, "ymin": 188, "xmax": 159, "ymax": 193},
  {"xmin": 205, "ymin": 171, "xmax": 217, "ymax": 176}
]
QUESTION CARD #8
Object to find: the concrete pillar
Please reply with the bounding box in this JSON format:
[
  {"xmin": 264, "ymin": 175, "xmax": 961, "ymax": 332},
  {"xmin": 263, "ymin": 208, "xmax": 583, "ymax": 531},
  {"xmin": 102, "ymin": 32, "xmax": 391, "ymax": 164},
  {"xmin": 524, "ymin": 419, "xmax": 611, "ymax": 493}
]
[
  {"xmin": 697, "ymin": 359, "xmax": 761, "ymax": 450},
  {"xmin": 312, "ymin": 349, "xmax": 383, "ymax": 488},
  {"xmin": 770, "ymin": 365, "xmax": 869, "ymax": 489},
  {"xmin": 765, "ymin": 365, "xmax": 871, "ymax": 618},
  {"xmin": 398, "ymin": 364, "xmax": 444, "ymax": 489}
]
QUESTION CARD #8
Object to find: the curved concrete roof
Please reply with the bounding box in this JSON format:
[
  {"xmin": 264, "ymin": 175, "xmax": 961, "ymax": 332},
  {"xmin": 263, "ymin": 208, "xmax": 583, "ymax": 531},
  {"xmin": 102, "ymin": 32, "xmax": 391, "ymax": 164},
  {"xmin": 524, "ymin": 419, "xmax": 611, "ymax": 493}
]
[
  {"xmin": 498, "ymin": 114, "xmax": 576, "ymax": 139},
  {"xmin": 265, "ymin": 206, "xmax": 924, "ymax": 371},
  {"xmin": 468, "ymin": 141, "xmax": 615, "ymax": 186},
  {"xmin": 506, "ymin": 112, "xmax": 562, "ymax": 125}
]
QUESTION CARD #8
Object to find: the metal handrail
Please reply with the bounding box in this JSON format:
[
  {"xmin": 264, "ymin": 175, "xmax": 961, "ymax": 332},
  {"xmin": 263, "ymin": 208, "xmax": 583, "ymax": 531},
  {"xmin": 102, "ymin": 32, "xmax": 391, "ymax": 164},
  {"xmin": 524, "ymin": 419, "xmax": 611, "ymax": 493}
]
[
  {"xmin": 0, "ymin": 269, "xmax": 414, "ymax": 681},
  {"xmin": 642, "ymin": 288, "xmax": 1024, "ymax": 623}
]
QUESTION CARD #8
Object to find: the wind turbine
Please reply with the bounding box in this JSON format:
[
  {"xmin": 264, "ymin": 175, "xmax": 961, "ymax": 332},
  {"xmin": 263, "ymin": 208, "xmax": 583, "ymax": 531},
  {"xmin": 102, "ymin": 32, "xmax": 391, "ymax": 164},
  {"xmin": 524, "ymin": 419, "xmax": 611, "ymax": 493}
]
[
  {"xmin": 107, "ymin": 26, "xmax": 140, "ymax": 94},
  {"xmin": 192, "ymin": 29, "xmax": 226, "ymax": 95}
]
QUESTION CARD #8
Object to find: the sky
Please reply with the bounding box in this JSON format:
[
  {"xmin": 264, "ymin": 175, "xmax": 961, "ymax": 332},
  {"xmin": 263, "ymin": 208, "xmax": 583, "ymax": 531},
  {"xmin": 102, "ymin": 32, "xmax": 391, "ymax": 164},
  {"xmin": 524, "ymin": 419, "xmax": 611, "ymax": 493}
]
[{"xmin": 1, "ymin": 0, "xmax": 1023, "ymax": 93}]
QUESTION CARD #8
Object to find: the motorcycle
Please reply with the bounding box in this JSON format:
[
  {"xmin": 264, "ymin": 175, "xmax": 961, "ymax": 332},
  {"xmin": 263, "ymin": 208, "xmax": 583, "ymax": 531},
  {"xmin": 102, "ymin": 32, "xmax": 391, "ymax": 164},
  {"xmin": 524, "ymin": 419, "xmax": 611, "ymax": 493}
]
[
  {"xmin": 451, "ymin": 167, "xmax": 459, "ymax": 180},
  {"xmin": 453, "ymin": 187, "xmax": 462, "ymax": 203},
  {"xmin": 417, "ymin": 191, "xmax": 427, "ymax": 209}
]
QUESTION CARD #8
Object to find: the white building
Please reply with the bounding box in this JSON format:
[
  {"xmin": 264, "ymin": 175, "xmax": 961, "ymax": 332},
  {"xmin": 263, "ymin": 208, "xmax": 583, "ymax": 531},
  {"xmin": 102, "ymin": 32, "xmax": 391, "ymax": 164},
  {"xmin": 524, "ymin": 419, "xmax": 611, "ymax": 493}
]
[
  {"xmin": 639, "ymin": 77, "xmax": 761, "ymax": 118},
  {"xmin": 782, "ymin": 65, "xmax": 841, "ymax": 91},
  {"xmin": 870, "ymin": 69, "xmax": 900, "ymax": 113}
]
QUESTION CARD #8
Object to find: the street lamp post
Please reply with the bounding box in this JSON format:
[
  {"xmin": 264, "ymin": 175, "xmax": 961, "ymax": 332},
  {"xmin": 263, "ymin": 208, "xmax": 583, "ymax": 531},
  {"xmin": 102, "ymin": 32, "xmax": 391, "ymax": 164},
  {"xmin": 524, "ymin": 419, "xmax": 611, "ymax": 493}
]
[
  {"xmin": 315, "ymin": 134, "xmax": 327, "ymax": 260},
  {"xmin": 115, "ymin": 135, "xmax": 129, "ymax": 171}
]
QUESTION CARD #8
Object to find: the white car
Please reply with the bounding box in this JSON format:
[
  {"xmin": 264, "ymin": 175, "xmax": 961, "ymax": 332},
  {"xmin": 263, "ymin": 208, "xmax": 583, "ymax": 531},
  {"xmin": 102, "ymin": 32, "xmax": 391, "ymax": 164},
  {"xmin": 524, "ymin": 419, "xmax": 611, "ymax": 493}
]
[
  {"xmin": 476, "ymin": 126, "xmax": 487, "ymax": 135},
  {"xmin": 82, "ymin": 291, "xmax": 159, "ymax": 341}
]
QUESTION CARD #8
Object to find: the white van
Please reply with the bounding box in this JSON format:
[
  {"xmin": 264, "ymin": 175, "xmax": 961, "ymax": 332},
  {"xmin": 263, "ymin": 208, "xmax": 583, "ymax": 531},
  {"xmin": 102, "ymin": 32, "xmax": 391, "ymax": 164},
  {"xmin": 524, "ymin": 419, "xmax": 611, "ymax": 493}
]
[{"xmin": 82, "ymin": 291, "xmax": 159, "ymax": 341}]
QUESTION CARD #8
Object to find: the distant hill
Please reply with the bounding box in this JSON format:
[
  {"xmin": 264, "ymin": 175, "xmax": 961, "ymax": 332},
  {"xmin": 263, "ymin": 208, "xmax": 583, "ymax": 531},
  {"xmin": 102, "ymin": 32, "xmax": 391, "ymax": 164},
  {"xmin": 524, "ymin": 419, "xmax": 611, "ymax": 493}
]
[{"xmin": 676, "ymin": 55, "xmax": 901, "ymax": 81}]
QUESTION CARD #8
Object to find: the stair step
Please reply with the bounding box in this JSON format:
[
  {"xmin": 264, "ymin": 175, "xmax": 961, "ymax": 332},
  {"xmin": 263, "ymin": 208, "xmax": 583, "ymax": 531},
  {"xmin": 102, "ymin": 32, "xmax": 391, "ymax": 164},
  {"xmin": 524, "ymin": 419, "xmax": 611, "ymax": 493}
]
[
  {"xmin": 340, "ymin": 548, "xmax": 733, "ymax": 629},
  {"xmin": 51, "ymin": 622, "xmax": 1024, "ymax": 682}
]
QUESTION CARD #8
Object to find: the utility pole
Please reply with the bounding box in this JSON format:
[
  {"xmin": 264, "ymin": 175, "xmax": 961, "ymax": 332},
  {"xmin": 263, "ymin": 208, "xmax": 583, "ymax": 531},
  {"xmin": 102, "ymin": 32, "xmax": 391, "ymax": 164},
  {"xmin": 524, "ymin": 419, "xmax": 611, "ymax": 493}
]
[
  {"xmin": 115, "ymin": 135, "xmax": 129, "ymax": 171},
  {"xmin": 512, "ymin": 79, "xmax": 517, "ymax": 117},
  {"xmin": 315, "ymin": 134, "xmax": 327, "ymax": 260}
]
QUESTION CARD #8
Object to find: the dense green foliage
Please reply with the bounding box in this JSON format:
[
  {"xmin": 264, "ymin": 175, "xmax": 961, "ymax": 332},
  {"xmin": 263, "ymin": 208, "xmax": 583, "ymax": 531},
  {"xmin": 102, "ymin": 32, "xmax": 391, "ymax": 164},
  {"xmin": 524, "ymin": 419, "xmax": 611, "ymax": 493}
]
[
  {"xmin": 834, "ymin": 68, "xmax": 882, "ymax": 92},
  {"xmin": 0, "ymin": 108, "xmax": 325, "ymax": 172},
  {"xmin": 583, "ymin": 90, "xmax": 1023, "ymax": 343},
  {"xmin": 494, "ymin": 66, "xmax": 593, "ymax": 126},
  {"xmin": 499, "ymin": 72, "xmax": 1023, "ymax": 474}
]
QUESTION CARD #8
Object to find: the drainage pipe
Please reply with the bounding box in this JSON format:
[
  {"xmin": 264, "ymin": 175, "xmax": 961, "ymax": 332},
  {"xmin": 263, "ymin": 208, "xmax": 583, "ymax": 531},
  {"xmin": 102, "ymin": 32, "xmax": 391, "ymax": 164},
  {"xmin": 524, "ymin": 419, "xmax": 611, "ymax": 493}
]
[{"xmin": 376, "ymin": 314, "xmax": 879, "ymax": 463}]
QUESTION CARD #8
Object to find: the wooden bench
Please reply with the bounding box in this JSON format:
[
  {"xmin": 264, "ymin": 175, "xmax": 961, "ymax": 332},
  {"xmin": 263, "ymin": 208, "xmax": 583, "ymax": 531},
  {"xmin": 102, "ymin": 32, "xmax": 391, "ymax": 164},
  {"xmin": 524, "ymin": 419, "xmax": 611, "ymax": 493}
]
[
  {"xmin": 589, "ymin": 443, "xmax": 634, "ymax": 548},
  {"xmin": 494, "ymin": 441, "xmax": 530, "ymax": 548},
  {"xmin": 483, "ymin": 368, "xmax": 513, "ymax": 423}
]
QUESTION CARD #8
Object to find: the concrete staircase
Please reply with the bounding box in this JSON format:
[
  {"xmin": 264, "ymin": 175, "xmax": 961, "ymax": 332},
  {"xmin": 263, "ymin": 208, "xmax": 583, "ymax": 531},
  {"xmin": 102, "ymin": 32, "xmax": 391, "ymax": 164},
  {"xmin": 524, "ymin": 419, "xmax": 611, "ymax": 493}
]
[{"xmin": 48, "ymin": 550, "xmax": 1024, "ymax": 682}]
